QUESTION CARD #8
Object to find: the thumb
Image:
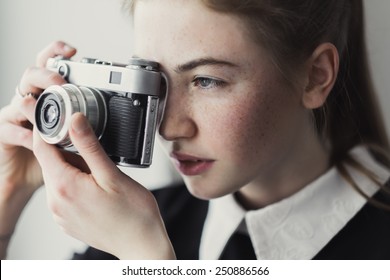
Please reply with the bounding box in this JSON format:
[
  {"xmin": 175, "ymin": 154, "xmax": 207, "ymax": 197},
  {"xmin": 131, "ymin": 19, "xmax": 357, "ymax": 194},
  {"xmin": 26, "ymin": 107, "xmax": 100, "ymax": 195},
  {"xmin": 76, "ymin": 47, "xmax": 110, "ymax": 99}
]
[{"xmin": 69, "ymin": 113, "xmax": 119, "ymax": 186}]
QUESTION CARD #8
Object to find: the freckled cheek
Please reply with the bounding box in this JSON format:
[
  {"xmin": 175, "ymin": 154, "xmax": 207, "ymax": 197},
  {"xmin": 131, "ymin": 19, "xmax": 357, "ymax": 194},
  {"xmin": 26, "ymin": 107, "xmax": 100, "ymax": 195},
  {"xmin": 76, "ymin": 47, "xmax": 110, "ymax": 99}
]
[{"xmin": 200, "ymin": 101, "xmax": 274, "ymax": 162}]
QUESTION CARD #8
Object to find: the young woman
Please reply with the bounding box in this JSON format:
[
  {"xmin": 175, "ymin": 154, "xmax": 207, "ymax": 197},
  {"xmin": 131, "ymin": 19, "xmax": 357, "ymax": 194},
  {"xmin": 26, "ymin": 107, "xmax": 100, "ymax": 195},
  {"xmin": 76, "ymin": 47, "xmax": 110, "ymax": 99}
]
[{"xmin": 1, "ymin": 0, "xmax": 390, "ymax": 260}]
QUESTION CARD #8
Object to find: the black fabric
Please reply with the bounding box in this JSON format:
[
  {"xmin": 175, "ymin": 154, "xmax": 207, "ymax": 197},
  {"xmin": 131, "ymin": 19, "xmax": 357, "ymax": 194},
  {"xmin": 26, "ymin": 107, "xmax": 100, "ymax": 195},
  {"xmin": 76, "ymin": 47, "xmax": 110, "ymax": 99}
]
[
  {"xmin": 219, "ymin": 232, "xmax": 257, "ymax": 260},
  {"xmin": 314, "ymin": 187, "xmax": 390, "ymax": 260},
  {"xmin": 73, "ymin": 180, "xmax": 390, "ymax": 260},
  {"xmin": 72, "ymin": 246, "xmax": 117, "ymax": 260},
  {"xmin": 152, "ymin": 183, "xmax": 209, "ymax": 259}
]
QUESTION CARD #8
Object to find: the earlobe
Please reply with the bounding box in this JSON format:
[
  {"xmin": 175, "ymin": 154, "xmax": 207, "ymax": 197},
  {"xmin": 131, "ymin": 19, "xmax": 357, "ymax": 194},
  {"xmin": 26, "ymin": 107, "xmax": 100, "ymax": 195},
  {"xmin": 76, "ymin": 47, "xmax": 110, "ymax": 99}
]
[{"xmin": 302, "ymin": 43, "xmax": 339, "ymax": 109}]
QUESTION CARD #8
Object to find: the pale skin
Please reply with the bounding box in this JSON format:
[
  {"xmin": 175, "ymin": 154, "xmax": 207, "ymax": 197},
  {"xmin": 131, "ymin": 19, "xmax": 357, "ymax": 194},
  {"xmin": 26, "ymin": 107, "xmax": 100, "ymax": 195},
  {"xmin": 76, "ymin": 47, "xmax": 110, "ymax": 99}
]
[{"xmin": 0, "ymin": 0, "xmax": 338, "ymax": 259}]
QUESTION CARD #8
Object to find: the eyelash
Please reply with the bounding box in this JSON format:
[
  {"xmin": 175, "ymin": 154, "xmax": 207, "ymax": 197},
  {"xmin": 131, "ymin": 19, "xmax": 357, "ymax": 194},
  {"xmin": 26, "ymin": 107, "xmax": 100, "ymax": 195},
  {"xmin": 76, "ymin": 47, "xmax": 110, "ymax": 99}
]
[{"xmin": 191, "ymin": 76, "xmax": 226, "ymax": 90}]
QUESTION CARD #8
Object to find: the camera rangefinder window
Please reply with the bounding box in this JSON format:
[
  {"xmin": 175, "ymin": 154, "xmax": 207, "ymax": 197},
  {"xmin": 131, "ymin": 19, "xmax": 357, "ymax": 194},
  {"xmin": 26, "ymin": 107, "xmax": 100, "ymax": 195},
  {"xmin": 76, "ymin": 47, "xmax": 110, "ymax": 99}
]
[{"xmin": 110, "ymin": 71, "xmax": 122, "ymax": 85}]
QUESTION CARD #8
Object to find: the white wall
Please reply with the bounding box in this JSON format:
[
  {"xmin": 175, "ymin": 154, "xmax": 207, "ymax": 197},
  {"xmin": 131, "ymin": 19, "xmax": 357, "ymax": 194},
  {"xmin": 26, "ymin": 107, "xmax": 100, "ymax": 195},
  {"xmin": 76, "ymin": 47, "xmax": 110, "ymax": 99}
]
[
  {"xmin": 1, "ymin": 0, "xmax": 389, "ymax": 259},
  {"xmin": 365, "ymin": 1, "xmax": 390, "ymax": 131}
]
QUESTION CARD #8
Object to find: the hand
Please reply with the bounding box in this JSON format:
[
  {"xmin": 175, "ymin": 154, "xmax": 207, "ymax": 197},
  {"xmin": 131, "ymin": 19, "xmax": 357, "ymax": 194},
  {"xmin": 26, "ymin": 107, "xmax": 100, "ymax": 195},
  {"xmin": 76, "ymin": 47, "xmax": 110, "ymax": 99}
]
[
  {"xmin": 0, "ymin": 41, "xmax": 76, "ymax": 258},
  {"xmin": 33, "ymin": 113, "xmax": 175, "ymax": 259}
]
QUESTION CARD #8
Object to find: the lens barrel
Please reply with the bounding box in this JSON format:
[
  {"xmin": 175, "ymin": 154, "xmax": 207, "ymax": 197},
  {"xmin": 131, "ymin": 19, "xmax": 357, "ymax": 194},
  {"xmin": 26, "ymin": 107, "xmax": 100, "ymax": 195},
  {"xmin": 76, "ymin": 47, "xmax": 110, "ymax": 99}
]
[{"xmin": 35, "ymin": 84, "xmax": 107, "ymax": 149}]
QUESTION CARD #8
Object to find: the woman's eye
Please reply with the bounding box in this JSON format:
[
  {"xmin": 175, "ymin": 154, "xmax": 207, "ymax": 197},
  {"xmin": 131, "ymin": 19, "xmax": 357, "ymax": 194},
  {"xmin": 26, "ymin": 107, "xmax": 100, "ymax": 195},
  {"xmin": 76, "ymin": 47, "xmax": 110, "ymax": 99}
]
[{"xmin": 192, "ymin": 76, "xmax": 226, "ymax": 90}]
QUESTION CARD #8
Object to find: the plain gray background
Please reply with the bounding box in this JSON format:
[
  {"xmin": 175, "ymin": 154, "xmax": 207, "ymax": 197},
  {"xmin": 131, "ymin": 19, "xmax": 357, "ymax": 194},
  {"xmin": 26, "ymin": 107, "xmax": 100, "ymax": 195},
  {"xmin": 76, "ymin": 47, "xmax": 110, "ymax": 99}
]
[{"xmin": 1, "ymin": 0, "xmax": 389, "ymax": 259}]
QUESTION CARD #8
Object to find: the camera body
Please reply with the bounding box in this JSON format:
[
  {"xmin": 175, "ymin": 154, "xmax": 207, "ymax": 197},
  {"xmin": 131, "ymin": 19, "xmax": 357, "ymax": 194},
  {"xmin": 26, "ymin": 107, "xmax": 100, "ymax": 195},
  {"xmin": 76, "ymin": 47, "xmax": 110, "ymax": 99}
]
[{"xmin": 35, "ymin": 56, "xmax": 166, "ymax": 167}]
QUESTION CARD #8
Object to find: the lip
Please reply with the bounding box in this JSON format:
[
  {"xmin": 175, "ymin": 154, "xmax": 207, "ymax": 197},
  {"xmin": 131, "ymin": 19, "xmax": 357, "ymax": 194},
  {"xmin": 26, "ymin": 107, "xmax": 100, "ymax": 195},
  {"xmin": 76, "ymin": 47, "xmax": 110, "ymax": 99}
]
[{"xmin": 170, "ymin": 152, "xmax": 215, "ymax": 176}]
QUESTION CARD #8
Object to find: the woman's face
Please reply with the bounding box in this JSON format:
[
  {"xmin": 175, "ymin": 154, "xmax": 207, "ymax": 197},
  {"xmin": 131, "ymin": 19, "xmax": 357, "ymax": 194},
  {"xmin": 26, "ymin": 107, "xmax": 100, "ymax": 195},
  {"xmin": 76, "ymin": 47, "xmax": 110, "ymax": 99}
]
[{"xmin": 133, "ymin": 0, "xmax": 313, "ymax": 200}]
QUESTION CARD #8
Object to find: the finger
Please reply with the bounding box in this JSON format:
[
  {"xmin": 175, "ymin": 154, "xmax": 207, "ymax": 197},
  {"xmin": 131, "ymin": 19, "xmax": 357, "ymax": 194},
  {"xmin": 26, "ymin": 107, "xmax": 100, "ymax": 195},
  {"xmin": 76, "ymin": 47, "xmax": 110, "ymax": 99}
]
[
  {"xmin": 0, "ymin": 96, "xmax": 36, "ymax": 125},
  {"xmin": 68, "ymin": 113, "xmax": 119, "ymax": 189},
  {"xmin": 36, "ymin": 41, "xmax": 77, "ymax": 68},
  {"xmin": 18, "ymin": 67, "xmax": 66, "ymax": 97},
  {"xmin": 0, "ymin": 104, "xmax": 26, "ymax": 125},
  {"xmin": 0, "ymin": 123, "xmax": 33, "ymax": 150},
  {"xmin": 33, "ymin": 125, "xmax": 84, "ymax": 195},
  {"xmin": 18, "ymin": 94, "xmax": 37, "ymax": 125},
  {"xmin": 33, "ymin": 124, "xmax": 93, "ymax": 204}
]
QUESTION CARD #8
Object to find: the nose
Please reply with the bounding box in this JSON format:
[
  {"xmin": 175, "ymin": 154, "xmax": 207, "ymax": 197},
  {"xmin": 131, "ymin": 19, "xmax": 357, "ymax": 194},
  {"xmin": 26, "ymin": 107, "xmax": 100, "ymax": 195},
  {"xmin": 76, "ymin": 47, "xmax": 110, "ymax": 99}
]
[{"xmin": 158, "ymin": 87, "xmax": 197, "ymax": 141}]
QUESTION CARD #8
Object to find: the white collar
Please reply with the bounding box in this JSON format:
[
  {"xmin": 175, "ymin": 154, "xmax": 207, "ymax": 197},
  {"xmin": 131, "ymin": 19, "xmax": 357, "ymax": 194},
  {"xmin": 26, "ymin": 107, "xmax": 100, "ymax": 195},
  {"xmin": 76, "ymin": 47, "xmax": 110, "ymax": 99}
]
[
  {"xmin": 199, "ymin": 146, "xmax": 390, "ymax": 259},
  {"xmin": 199, "ymin": 191, "xmax": 247, "ymax": 259}
]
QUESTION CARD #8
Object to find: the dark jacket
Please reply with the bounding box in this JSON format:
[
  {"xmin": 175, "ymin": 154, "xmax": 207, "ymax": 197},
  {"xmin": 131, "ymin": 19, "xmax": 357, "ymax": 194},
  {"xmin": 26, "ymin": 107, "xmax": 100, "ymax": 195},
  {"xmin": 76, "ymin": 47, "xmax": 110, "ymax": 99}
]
[{"xmin": 73, "ymin": 181, "xmax": 390, "ymax": 260}]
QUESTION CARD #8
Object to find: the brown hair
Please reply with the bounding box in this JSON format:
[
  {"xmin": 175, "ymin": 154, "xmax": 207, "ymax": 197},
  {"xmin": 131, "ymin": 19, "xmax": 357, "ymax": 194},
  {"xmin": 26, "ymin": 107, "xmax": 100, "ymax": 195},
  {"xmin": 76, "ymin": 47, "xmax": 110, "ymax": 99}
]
[{"xmin": 124, "ymin": 0, "xmax": 390, "ymax": 206}]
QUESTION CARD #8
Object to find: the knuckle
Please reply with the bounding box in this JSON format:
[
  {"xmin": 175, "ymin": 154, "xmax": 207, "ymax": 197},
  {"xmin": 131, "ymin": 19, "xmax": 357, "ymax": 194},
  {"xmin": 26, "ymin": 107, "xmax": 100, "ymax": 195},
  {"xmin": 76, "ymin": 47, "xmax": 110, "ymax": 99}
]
[
  {"xmin": 53, "ymin": 172, "xmax": 74, "ymax": 200},
  {"xmin": 36, "ymin": 41, "xmax": 76, "ymax": 68},
  {"xmin": 36, "ymin": 41, "xmax": 62, "ymax": 66},
  {"xmin": 103, "ymin": 172, "xmax": 122, "ymax": 188},
  {"xmin": 18, "ymin": 128, "xmax": 33, "ymax": 143},
  {"xmin": 56, "ymin": 182, "xmax": 70, "ymax": 199},
  {"xmin": 82, "ymin": 140, "xmax": 102, "ymax": 155},
  {"xmin": 19, "ymin": 94, "xmax": 35, "ymax": 108},
  {"xmin": 19, "ymin": 66, "xmax": 38, "ymax": 92},
  {"xmin": 48, "ymin": 199, "xmax": 61, "ymax": 217},
  {"xmin": 52, "ymin": 40, "xmax": 66, "ymax": 50},
  {"xmin": 22, "ymin": 66, "xmax": 36, "ymax": 78},
  {"xmin": 46, "ymin": 71, "xmax": 65, "ymax": 85}
]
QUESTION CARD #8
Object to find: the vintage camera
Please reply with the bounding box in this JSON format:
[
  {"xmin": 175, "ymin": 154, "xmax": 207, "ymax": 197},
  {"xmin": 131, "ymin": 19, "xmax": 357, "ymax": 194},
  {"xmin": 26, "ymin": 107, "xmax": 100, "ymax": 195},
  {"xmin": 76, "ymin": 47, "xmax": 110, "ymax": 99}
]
[{"xmin": 35, "ymin": 56, "xmax": 167, "ymax": 167}]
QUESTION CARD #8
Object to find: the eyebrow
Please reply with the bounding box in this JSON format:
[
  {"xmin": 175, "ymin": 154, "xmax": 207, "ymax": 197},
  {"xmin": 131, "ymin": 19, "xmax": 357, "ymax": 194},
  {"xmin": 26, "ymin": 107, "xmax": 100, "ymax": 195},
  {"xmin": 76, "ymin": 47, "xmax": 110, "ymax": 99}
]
[{"xmin": 174, "ymin": 57, "xmax": 238, "ymax": 73}]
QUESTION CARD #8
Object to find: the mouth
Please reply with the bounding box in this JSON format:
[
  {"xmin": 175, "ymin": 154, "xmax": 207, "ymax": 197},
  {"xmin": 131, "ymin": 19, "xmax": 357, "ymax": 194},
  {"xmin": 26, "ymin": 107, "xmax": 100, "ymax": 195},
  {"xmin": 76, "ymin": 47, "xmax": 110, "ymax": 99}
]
[{"xmin": 170, "ymin": 152, "xmax": 215, "ymax": 176}]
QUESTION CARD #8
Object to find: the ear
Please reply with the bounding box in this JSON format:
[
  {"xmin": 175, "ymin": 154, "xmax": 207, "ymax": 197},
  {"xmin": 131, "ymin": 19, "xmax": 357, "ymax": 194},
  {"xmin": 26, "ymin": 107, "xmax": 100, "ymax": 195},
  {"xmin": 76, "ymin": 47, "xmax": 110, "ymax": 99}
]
[{"xmin": 302, "ymin": 43, "xmax": 339, "ymax": 109}]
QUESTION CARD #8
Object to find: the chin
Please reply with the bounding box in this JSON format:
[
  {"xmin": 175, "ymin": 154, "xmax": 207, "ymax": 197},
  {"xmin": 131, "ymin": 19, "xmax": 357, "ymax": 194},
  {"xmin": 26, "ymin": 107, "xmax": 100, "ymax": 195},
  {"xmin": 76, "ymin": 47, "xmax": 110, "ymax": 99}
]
[{"xmin": 184, "ymin": 178, "xmax": 231, "ymax": 201}]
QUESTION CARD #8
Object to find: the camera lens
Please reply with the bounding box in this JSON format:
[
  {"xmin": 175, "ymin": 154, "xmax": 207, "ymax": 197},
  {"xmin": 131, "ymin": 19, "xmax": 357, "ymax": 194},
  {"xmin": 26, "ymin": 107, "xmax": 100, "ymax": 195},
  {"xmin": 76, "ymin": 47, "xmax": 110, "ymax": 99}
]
[
  {"xmin": 42, "ymin": 100, "xmax": 60, "ymax": 129},
  {"xmin": 35, "ymin": 84, "xmax": 107, "ymax": 148}
]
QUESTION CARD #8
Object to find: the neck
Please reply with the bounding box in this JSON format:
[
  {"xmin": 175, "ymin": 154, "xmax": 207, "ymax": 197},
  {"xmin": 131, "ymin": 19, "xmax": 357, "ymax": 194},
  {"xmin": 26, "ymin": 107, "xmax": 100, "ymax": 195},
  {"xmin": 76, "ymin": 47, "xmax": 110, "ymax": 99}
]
[{"xmin": 236, "ymin": 136, "xmax": 330, "ymax": 210}]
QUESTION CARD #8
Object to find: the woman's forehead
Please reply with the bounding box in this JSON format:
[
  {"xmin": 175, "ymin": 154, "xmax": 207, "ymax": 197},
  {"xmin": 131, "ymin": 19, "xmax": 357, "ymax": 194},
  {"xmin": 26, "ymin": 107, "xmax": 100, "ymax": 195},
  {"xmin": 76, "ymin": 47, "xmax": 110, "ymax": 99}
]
[{"xmin": 132, "ymin": 0, "xmax": 259, "ymax": 66}]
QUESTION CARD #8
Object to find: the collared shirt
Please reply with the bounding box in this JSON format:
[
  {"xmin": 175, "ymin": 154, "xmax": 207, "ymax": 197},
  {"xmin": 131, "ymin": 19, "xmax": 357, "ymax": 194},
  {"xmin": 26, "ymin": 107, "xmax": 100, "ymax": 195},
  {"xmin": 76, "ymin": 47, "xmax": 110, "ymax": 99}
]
[{"xmin": 199, "ymin": 146, "xmax": 390, "ymax": 260}]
